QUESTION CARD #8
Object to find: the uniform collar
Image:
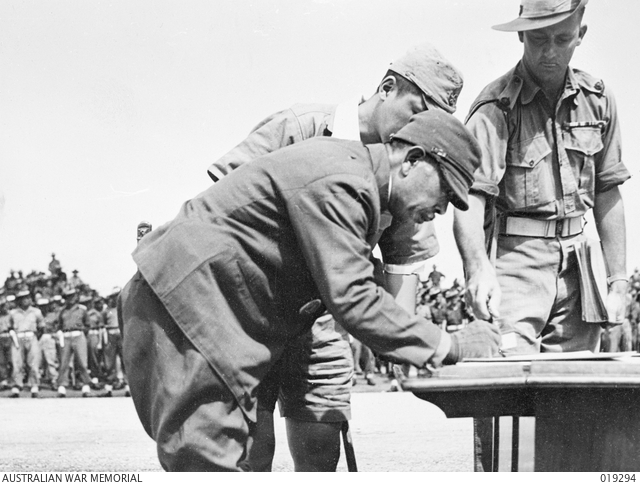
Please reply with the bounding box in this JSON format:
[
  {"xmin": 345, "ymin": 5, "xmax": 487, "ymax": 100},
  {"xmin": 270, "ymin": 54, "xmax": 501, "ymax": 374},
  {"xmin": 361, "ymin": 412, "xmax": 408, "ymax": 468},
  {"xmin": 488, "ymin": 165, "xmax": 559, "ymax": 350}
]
[
  {"xmin": 515, "ymin": 61, "xmax": 580, "ymax": 105},
  {"xmin": 367, "ymin": 143, "xmax": 391, "ymax": 214}
]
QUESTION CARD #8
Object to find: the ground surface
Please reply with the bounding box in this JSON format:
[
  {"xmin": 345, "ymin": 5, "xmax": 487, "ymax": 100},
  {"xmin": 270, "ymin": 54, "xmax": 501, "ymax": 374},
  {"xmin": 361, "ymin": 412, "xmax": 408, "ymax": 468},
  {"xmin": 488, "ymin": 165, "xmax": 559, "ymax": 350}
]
[{"xmin": 0, "ymin": 374, "xmax": 474, "ymax": 472}]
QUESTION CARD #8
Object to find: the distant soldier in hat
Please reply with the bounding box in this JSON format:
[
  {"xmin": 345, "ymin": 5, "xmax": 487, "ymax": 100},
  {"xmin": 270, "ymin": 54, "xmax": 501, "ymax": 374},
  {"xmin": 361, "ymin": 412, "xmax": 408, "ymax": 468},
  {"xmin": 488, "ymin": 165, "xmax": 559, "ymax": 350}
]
[
  {"xmin": 56, "ymin": 288, "xmax": 92, "ymax": 397},
  {"xmin": 84, "ymin": 294, "xmax": 105, "ymax": 387},
  {"xmin": 427, "ymin": 264, "xmax": 445, "ymax": 289},
  {"xmin": 48, "ymin": 253, "xmax": 62, "ymax": 277},
  {"xmin": 37, "ymin": 298, "xmax": 59, "ymax": 389},
  {"xmin": 121, "ymin": 110, "xmax": 502, "ymax": 471},
  {"xmin": 69, "ymin": 270, "xmax": 84, "ymax": 291},
  {"xmin": 0, "ymin": 296, "xmax": 14, "ymax": 390},
  {"xmin": 444, "ymin": 288, "xmax": 469, "ymax": 333},
  {"xmin": 205, "ymin": 42, "xmax": 468, "ymax": 472},
  {"xmin": 9, "ymin": 290, "xmax": 44, "ymax": 398},
  {"xmin": 453, "ymin": 0, "xmax": 631, "ymax": 471},
  {"xmin": 429, "ymin": 287, "xmax": 447, "ymax": 330},
  {"xmin": 103, "ymin": 287, "xmax": 127, "ymax": 397}
]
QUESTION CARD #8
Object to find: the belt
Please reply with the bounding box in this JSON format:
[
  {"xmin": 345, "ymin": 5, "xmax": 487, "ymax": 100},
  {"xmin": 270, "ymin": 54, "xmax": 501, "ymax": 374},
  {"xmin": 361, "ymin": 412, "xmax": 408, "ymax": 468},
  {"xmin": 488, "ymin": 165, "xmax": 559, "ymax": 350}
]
[
  {"xmin": 17, "ymin": 331, "xmax": 35, "ymax": 338},
  {"xmin": 106, "ymin": 328, "xmax": 120, "ymax": 335},
  {"xmin": 88, "ymin": 329, "xmax": 101, "ymax": 335},
  {"xmin": 446, "ymin": 324, "xmax": 465, "ymax": 332},
  {"xmin": 499, "ymin": 216, "xmax": 583, "ymax": 238},
  {"xmin": 63, "ymin": 330, "xmax": 83, "ymax": 337},
  {"xmin": 0, "ymin": 332, "xmax": 10, "ymax": 337}
]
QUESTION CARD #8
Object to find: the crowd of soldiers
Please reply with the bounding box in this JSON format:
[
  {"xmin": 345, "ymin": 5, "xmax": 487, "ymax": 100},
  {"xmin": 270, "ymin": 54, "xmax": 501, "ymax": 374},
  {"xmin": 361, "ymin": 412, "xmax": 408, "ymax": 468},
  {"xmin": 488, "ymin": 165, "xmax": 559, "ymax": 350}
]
[{"xmin": 0, "ymin": 254, "xmax": 127, "ymax": 398}]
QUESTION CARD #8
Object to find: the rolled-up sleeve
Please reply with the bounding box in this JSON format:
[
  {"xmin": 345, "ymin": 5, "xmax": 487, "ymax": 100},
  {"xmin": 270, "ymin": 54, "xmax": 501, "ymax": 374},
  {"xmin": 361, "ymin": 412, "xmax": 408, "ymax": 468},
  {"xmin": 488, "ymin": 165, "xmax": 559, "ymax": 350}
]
[
  {"xmin": 466, "ymin": 103, "xmax": 509, "ymax": 198},
  {"xmin": 377, "ymin": 219, "xmax": 439, "ymax": 269},
  {"xmin": 595, "ymin": 89, "xmax": 630, "ymax": 193}
]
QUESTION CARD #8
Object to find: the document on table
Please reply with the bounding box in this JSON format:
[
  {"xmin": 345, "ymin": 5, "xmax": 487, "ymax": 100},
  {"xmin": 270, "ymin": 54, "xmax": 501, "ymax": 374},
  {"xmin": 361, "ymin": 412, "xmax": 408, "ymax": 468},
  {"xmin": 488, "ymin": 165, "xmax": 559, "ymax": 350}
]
[{"xmin": 464, "ymin": 351, "xmax": 640, "ymax": 362}]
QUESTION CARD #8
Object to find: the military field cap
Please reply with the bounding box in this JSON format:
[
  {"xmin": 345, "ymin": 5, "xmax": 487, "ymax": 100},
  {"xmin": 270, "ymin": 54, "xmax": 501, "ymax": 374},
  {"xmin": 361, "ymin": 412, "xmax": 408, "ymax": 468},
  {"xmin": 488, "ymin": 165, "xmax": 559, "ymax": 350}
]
[
  {"xmin": 16, "ymin": 290, "xmax": 31, "ymax": 299},
  {"xmin": 493, "ymin": 0, "xmax": 588, "ymax": 32},
  {"xmin": 390, "ymin": 110, "xmax": 481, "ymax": 211},
  {"xmin": 79, "ymin": 294, "xmax": 92, "ymax": 303},
  {"xmin": 428, "ymin": 286, "xmax": 441, "ymax": 297},
  {"xmin": 63, "ymin": 287, "xmax": 76, "ymax": 296},
  {"xmin": 388, "ymin": 43, "xmax": 463, "ymax": 114},
  {"xmin": 37, "ymin": 298, "xmax": 49, "ymax": 306},
  {"xmin": 53, "ymin": 295, "xmax": 62, "ymax": 302},
  {"xmin": 6, "ymin": 295, "xmax": 15, "ymax": 302}
]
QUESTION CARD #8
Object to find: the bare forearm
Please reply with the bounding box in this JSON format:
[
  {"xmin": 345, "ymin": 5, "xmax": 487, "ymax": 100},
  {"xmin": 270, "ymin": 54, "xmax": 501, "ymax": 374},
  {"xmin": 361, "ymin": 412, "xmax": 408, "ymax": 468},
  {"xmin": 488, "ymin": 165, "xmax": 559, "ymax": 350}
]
[
  {"xmin": 453, "ymin": 193, "xmax": 501, "ymax": 319},
  {"xmin": 384, "ymin": 272, "xmax": 418, "ymax": 314},
  {"xmin": 453, "ymin": 193, "xmax": 489, "ymax": 273},
  {"xmin": 594, "ymin": 186, "xmax": 627, "ymax": 283}
]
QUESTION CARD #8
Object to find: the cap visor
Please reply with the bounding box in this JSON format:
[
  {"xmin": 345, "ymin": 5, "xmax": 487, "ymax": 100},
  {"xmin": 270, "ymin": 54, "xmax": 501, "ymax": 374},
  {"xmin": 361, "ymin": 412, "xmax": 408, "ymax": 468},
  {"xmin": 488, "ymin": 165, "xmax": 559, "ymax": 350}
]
[{"xmin": 441, "ymin": 170, "xmax": 470, "ymax": 211}]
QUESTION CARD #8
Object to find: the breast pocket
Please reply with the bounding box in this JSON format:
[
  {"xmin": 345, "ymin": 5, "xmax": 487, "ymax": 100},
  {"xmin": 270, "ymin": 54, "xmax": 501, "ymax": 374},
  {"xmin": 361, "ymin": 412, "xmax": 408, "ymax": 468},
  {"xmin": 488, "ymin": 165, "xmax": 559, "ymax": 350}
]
[
  {"xmin": 504, "ymin": 135, "xmax": 554, "ymax": 210},
  {"xmin": 562, "ymin": 125, "xmax": 604, "ymax": 194}
]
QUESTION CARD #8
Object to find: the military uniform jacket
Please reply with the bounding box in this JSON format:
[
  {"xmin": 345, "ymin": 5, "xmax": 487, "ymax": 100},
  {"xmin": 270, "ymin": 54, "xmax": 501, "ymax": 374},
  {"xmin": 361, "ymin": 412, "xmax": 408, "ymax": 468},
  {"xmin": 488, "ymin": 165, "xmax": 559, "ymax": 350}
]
[
  {"xmin": 134, "ymin": 137, "xmax": 444, "ymax": 417},
  {"xmin": 466, "ymin": 61, "xmax": 630, "ymax": 220}
]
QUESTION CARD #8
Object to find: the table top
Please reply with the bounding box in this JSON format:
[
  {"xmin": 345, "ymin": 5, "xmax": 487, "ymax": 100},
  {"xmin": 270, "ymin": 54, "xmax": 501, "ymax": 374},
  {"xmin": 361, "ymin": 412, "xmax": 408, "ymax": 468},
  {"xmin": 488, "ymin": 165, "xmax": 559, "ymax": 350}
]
[
  {"xmin": 402, "ymin": 353, "xmax": 640, "ymax": 417},
  {"xmin": 403, "ymin": 353, "xmax": 640, "ymax": 392}
]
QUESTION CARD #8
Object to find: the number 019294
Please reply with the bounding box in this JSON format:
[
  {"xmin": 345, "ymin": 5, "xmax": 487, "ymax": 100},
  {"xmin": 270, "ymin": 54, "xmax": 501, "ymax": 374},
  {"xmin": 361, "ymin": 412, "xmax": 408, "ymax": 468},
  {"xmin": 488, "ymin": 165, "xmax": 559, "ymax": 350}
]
[{"xmin": 600, "ymin": 474, "xmax": 636, "ymax": 482}]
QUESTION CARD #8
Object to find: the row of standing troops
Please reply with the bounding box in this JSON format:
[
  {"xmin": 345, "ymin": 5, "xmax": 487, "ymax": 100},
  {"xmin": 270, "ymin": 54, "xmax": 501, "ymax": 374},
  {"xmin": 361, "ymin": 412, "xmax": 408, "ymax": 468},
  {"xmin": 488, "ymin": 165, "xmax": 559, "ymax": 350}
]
[{"xmin": 0, "ymin": 286, "xmax": 127, "ymax": 398}]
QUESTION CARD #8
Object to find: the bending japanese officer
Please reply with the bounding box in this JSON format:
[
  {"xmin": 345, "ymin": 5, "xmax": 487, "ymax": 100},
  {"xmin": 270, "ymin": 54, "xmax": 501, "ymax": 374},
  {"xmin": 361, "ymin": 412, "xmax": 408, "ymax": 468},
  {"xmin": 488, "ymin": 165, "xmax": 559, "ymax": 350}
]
[{"xmin": 120, "ymin": 109, "xmax": 501, "ymax": 471}]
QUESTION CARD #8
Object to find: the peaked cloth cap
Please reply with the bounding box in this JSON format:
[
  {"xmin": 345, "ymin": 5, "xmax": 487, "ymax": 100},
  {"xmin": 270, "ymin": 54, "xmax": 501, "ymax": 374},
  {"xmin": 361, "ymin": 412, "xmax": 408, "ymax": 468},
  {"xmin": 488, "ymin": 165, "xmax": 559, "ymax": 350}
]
[
  {"xmin": 390, "ymin": 110, "xmax": 481, "ymax": 212},
  {"xmin": 389, "ymin": 43, "xmax": 463, "ymax": 114}
]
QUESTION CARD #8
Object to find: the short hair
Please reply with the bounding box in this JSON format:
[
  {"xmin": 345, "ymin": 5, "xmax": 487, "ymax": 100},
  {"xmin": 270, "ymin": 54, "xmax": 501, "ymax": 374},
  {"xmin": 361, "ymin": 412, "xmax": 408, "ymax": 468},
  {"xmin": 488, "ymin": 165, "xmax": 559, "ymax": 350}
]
[{"xmin": 377, "ymin": 70, "xmax": 423, "ymax": 98}]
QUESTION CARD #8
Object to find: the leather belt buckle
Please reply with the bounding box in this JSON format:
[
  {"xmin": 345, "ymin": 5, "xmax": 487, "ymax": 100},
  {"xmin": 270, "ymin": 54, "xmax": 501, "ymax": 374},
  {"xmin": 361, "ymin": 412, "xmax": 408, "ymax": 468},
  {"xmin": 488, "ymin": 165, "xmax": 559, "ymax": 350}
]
[{"xmin": 555, "ymin": 219, "xmax": 564, "ymax": 237}]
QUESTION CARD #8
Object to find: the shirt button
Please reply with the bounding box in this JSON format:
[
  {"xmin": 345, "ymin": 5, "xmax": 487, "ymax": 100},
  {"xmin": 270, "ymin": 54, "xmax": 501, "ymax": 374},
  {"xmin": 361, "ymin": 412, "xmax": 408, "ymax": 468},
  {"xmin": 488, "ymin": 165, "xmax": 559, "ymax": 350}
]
[{"xmin": 529, "ymin": 160, "xmax": 534, "ymax": 166}]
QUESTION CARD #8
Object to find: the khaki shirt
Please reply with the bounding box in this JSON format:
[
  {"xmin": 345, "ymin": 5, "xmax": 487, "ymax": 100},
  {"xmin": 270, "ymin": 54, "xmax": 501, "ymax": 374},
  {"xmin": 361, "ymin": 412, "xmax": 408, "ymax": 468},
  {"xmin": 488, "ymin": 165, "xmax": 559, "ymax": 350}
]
[
  {"xmin": 466, "ymin": 62, "xmax": 629, "ymax": 219},
  {"xmin": 58, "ymin": 304, "xmax": 88, "ymax": 332},
  {"xmin": 9, "ymin": 306, "xmax": 44, "ymax": 333}
]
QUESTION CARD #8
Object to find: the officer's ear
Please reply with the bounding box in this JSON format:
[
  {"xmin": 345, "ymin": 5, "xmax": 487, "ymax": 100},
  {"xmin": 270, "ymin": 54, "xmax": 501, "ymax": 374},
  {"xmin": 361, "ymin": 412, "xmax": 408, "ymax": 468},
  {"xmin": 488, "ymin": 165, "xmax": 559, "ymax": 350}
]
[
  {"xmin": 576, "ymin": 24, "xmax": 588, "ymax": 45},
  {"xmin": 378, "ymin": 75, "xmax": 397, "ymax": 100},
  {"xmin": 518, "ymin": 31, "xmax": 524, "ymax": 43},
  {"xmin": 401, "ymin": 146, "xmax": 427, "ymax": 175}
]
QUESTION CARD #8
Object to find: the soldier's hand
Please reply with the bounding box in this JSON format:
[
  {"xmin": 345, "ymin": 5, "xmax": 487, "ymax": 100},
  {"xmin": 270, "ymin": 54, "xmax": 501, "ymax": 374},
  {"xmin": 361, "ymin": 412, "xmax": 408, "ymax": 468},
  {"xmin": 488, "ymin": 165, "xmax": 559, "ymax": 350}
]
[
  {"xmin": 464, "ymin": 261, "xmax": 501, "ymax": 321},
  {"xmin": 603, "ymin": 281, "xmax": 627, "ymax": 328},
  {"xmin": 443, "ymin": 319, "xmax": 501, "ymax": 365}
]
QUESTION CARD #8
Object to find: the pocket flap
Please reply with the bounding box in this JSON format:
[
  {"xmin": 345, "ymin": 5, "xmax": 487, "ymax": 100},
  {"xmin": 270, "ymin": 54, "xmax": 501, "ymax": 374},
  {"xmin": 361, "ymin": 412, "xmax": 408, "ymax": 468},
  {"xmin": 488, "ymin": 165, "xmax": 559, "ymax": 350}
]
[
  {"xmin": 508, "ymin": 135, "xmax": 552, "ymax": 169},
  {"xmin": 563, "ymin": 126, "xmax": 604, "ymax": 156}
]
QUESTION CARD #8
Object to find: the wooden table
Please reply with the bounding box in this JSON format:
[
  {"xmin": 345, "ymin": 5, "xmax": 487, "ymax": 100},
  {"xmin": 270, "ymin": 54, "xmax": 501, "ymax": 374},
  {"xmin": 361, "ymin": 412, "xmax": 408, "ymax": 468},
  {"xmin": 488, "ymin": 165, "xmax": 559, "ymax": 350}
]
[{"xmin": 402, "ymin": 357, "xmax": 640, "ymax": 472}]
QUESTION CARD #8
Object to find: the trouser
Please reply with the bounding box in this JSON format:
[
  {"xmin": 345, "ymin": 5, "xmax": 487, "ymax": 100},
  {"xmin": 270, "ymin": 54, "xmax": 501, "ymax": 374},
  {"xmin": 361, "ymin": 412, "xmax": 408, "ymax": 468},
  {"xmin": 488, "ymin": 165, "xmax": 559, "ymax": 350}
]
[
  {"xmin": 12, "ymin": 334, "xmax": 40, "ymax": 387},
  {"xmin": 39, "ymin": 334, "xmax": 59, "ymax": 383},
  {"xmin": 86, "ymin": 331, "xmax": 103, "ymax": 381},
  {"xmin": 104, "ymin": 329, "xmax": 125, "ymax": 385},
  {"xmin": 474, "ymin": 233, "xmax": 603, "ymax": 471},
  {"xmin": 56, "ymin": 333, "xmax": 92, "ymax": 387},
  {"xmin": 120, "ymin": 272, "xmax": 251, "ymax": 471},
  {"xmin": 496, "ymin": 233, "xmax": 601, "ymax": 353},
  {"xmin": 0, "ymin": 335, "xmax": 13, "ymax": 383}
]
